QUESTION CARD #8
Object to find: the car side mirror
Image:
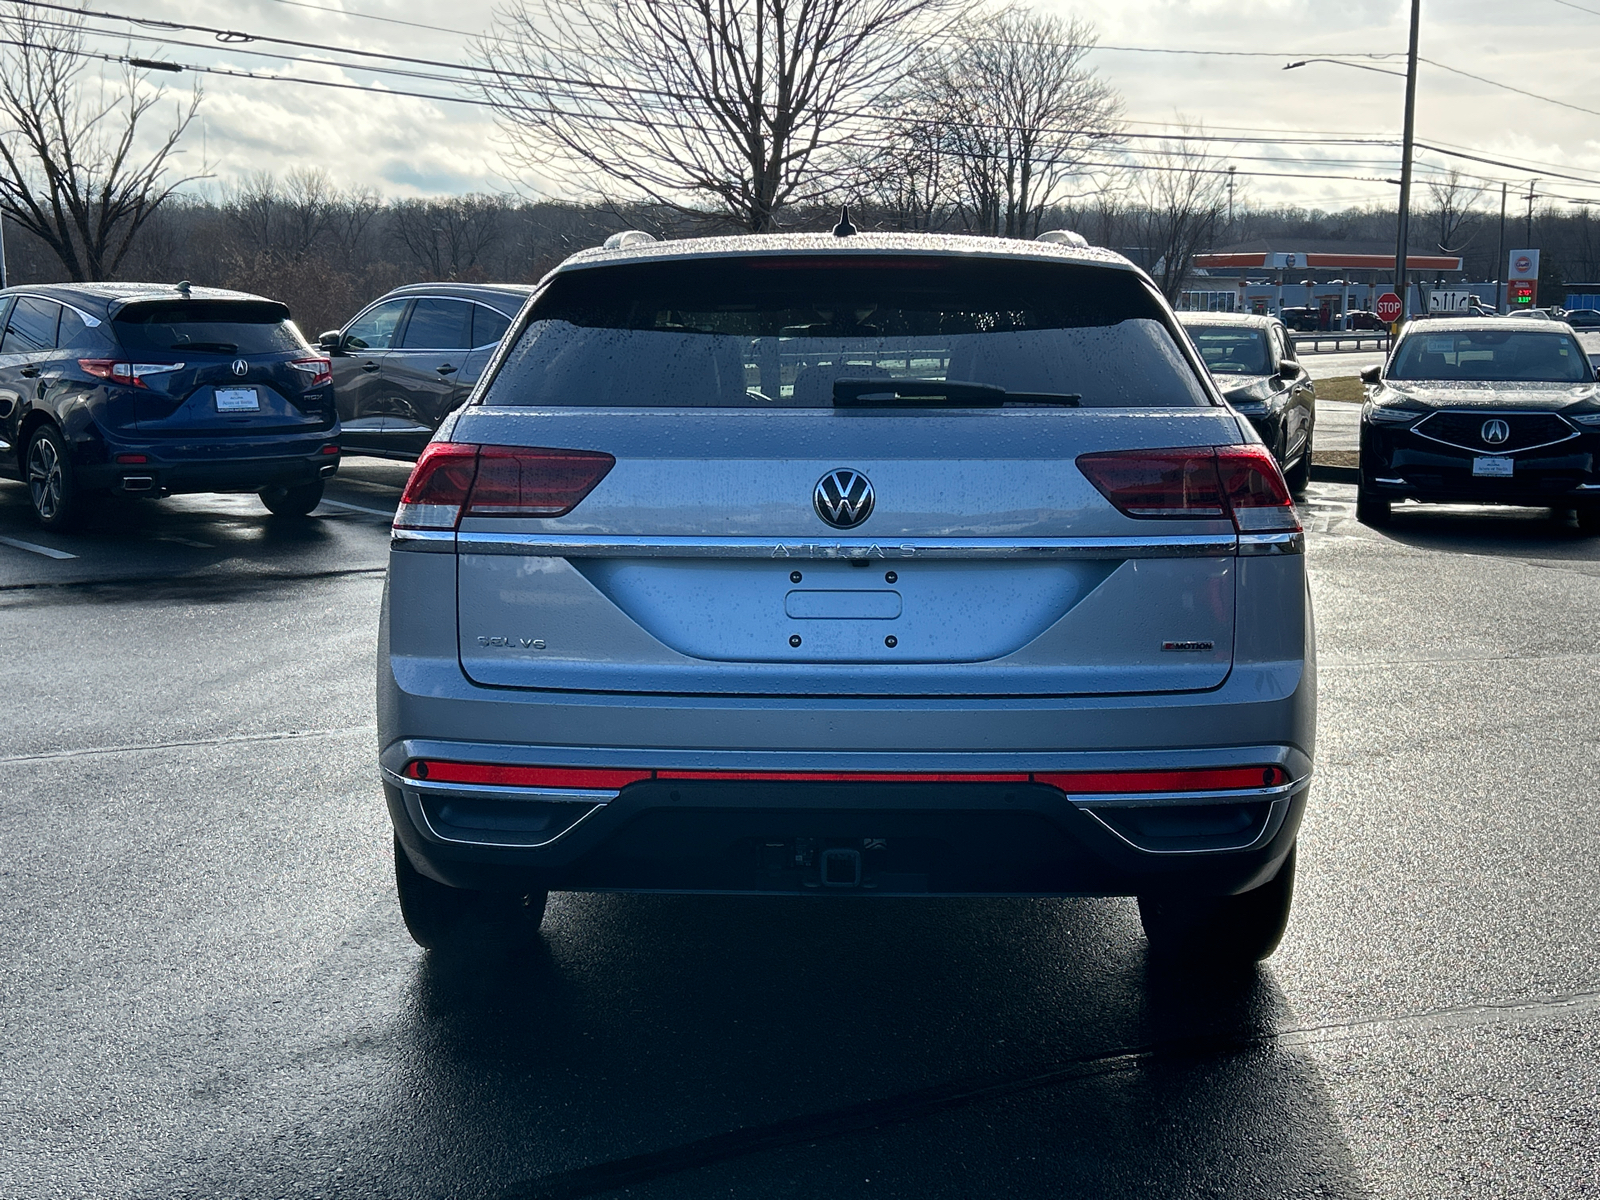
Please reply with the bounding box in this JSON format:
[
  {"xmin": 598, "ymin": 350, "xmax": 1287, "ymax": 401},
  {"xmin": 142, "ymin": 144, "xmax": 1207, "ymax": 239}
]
[
  {"xmin": 318, "ymin": 329, "xmax": 343, "ymax": 351},
  {"xmin": 1593, "ymin": 364, "xmax": 1600, "ymax": 381},
  {"xmin": 1360, "ymin": 365, "xmax": 1382, "ymax": 385},
  {"xmin": 1278, "ymin": 361, "xmax": 1298, "ymax": 380}
]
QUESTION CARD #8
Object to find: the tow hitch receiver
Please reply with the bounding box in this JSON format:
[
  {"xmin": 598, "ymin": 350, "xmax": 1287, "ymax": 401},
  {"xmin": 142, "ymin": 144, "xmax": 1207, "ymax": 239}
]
[{"xmin": 820, "ymin": 847, "xmax": 863, "ymax": 888}]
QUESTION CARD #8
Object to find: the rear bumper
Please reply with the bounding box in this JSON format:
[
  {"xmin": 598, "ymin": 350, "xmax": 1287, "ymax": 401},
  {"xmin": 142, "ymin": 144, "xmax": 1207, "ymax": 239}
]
[
  {"xmin": 385, "ymin": 769, "xmax": 1308, "ymax": 899},
  {"xmin": 80, "ymin": 445, "xmax": 340, "ymax": 494}
]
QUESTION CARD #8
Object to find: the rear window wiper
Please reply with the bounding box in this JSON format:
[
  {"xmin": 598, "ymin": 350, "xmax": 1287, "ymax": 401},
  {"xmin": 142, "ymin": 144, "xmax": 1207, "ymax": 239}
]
[
  {"xmin": 832, "ymin": 379, "xmax": 1079, "ymax": 408},
  {"xmin": 170, "ymin": 341, "xmax": 238, "ymax": 353}
]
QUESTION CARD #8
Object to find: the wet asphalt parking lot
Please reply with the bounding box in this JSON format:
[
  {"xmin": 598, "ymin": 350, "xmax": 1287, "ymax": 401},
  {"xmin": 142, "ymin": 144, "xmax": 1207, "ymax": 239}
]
[{"xmin": 2, "ymin": 430, "xmax": 1598, "ymax": 1198}]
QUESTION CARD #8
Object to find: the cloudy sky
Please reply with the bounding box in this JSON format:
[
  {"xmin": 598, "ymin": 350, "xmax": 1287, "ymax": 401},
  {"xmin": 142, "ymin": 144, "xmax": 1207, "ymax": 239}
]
[{"xmin": 46, "ymin": 0, "xmax": 1600, "ymax": 216}]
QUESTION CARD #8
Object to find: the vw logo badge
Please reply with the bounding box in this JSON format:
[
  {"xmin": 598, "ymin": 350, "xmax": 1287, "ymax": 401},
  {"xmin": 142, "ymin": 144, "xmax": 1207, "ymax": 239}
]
[
  {"xmin": 814, "ymin": 469, "xmax": 874, "ymax": 529},
  {"xmin": 1481, "ymin": 418, "xmax": 1510, "ymax": 445},
  {"xmin": 231, "ymin": 358, "xmax": 249, "ymax": 377}
]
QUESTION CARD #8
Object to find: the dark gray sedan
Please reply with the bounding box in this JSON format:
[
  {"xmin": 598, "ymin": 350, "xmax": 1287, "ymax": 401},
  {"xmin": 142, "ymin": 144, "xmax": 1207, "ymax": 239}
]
[
  {"xmin": 320, "ymin": 282, "xmax": 534, "ymax": 458},
  {"xmin": 1179, "ymin": 311, "xmax": 1316, "ymax": 494}
]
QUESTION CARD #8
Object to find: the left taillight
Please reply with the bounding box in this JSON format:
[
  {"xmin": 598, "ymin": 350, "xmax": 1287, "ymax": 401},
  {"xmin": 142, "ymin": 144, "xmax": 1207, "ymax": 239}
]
[
  {"xmin": 289, "ymin": 357, "xmax": 333, "ymax": 388},
  {"xmin": 394, "ymin": 443, "xmax": 615, "ymax": 531},
  {"xmin": 78, "ymin": 360, "xmax": 183, "ymax": 388}
]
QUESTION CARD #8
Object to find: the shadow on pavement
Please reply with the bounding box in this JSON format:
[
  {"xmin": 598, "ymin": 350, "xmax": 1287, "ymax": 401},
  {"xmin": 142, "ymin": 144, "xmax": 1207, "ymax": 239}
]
[{"xmin": 315, "ymin": 896, "xmax": 1367, "ymax": 1199}]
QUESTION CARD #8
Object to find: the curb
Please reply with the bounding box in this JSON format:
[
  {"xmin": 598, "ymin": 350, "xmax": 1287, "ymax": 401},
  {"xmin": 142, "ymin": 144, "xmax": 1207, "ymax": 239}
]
[{"xmin": 1309, "ymin": 464, "xmax": 1358, "ymax": 485}]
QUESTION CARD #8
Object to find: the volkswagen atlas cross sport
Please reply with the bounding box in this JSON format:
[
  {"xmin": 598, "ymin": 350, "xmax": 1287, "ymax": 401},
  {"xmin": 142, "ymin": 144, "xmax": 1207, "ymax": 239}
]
[
  {"xmin": 0, "ymin": 283, "xmax": 339, "ymax": 530},
  {"xmin": 1357, "ymin": 316, "xmax": 1600, "ymax": 529},
  {"xmin": 379, "ymin": 232, "xmax": 1316, "ymax": 965}
]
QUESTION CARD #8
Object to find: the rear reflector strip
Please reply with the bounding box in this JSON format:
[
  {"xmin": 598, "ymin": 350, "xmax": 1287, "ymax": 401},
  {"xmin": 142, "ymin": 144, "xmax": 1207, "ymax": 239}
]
[{"xmin": 403, "ymin": 761, "xmax": 1288, "ymax": 794}]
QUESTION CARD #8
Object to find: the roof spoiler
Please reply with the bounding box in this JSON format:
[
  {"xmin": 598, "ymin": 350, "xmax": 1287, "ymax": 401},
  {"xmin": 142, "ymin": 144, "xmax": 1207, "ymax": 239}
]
[{"xmin": 1036, "ymin": 230, "xmax": 1090, "ymax": 248}]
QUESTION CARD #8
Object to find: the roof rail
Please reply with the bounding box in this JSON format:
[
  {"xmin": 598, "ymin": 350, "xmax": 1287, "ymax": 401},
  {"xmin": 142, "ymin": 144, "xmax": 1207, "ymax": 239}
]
[
  {"xmin": 602, "ymin": 230, "xmax": 657, "ymax": 250},
  {"xmin": 1036, "ymin": 230, "xmax": 1089, "ymax": 248}
]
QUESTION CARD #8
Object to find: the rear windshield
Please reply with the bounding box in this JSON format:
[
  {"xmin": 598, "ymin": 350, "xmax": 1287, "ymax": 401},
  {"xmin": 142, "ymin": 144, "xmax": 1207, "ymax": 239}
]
[
  {"xmin": 113, "ymin": 300, "xmax": 305, "ymax": 356},
  {"xmin": 1390, "ymin": 328, "xmax": 1591, "ymax": 382},
  {"xmin": 483, "ymin": 257, "xmax": 1210, "ymax": 408},
  {"xmin": 1184, "ymin": 325, "xmax": 1271, "ymax": 375}
]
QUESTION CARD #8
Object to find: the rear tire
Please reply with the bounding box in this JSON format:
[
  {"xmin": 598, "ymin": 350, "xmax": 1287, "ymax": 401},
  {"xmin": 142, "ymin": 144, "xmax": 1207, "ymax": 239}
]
[
  {"xmin": 393, "ymin": 835, "xmax": 548, "ymax": 952},
  {"xmin": 1355, "ymin": 481, "xmax": 1391, "ymax": 526},
  {"xmin": 1138, "ymin": 845, "xmax": 1296, "ymax": 966},
  {"xmin": 26, "ymin": 425, "xmax": 87, "ymax": 531},
  {"xmin": 259, "ymin": 478, "xmax": 324, "ymax": 517}
]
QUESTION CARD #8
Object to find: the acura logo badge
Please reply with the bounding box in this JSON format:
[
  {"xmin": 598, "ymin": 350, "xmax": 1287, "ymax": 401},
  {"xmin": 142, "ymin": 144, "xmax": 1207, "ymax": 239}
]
[
  {"xmin": 232, "ymin": 358, "xmax": 248, "ymax": 377},
  {"xmin": 1481, "ymin": 418, "xmax": 1510, "ymax": 445},
  {"xmin": 814, "ymin": 469, "xmax": 874, "ymax": 528}
]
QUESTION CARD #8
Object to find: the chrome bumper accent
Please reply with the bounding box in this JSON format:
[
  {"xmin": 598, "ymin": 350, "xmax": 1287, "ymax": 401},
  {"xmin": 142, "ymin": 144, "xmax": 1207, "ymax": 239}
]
[
  {"xmin": 1071, "ymin": 774, "xmax": 1307, "ymax": 856},
  {"xmin": 390, "ymin": 527, "xmax": 456, "ymax": 552},
  {"xmin": 1237, "ymin": 530, "xmax": 1304, "ymax": 556}
]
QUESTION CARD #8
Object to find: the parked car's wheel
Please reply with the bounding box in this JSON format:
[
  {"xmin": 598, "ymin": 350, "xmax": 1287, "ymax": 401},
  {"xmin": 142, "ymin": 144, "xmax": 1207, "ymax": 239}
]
[
  {"xmin": 26, "ymin": 424, "xmax": 87, "ymax": 531},
  {"xmin": 259, "ymin": 479, "xmax": 324, "ymax": 517},
  {"xmin": 1577, "ymin": 504, "xmax": 1600, "ymax": 535},
  {"xmin": 393, "ymin": 836, "xmax": 548, "ymax": 951},
  {"xmin": 1138, "ymin": 845, "xmax": 1296, "ymax": 965},
  {"xmin": 1283, "ymin": 427, "xmax": 1313, "ymax": 496},
  {"xmin": 1355, "ymin": 481, "xmax": 1391, "ymax": 526}
]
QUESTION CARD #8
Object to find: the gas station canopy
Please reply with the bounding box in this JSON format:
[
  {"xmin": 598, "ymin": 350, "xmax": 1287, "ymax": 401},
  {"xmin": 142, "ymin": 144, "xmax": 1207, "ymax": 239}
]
[{"xmin": 1193, "ymin": 251, "xmax": 1463, "ymax": 272}]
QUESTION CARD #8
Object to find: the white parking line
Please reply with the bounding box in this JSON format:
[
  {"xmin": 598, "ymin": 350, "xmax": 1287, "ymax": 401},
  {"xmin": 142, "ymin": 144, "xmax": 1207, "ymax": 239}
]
[
  {"xmin": 0, "ymin": 534, "xmax": 78, "ymax": 560},
  {"xmin": 317, "ymin": 499, "xmax": 396, "ymax": 519}
]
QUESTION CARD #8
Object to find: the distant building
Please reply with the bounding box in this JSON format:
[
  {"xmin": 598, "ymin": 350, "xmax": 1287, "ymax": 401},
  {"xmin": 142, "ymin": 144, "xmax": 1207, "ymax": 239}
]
[{"xmin": 1189, "ymin": 239, "xmax": 1466, "ymax": 326}]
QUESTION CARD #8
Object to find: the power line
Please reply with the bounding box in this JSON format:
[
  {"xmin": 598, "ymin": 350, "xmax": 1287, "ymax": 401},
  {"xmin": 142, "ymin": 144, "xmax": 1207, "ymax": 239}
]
[
  {"xmin": 258, "ymin": 0, "xmax": 471, "ymax": 39},
  {"xmin": 1420, "ymin": 56, "xmax": 1600, "ymax": 120}
]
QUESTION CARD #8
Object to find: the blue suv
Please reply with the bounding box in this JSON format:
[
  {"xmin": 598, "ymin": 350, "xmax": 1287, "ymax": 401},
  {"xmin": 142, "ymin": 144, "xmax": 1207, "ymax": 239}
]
[{"xmin": 0, "ymin": 283, "xmax": 340, "ymax": 530}]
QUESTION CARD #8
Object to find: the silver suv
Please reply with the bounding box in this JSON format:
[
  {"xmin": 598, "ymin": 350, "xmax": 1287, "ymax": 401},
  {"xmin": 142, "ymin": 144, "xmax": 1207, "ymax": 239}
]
[{"xmin": 378, "ymin": 233, "xmax": 1315, "ymax": 964}]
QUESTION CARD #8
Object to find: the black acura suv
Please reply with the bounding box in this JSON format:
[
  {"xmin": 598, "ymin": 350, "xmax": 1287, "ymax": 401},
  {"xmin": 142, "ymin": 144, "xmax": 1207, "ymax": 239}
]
[
  {"xmin": 1357, "ymin": 317, "xmax": 1600, "ymax": 528},
  {"xmin": 0, "ymin": 283, "xmax": 340, "ymax": 530}
]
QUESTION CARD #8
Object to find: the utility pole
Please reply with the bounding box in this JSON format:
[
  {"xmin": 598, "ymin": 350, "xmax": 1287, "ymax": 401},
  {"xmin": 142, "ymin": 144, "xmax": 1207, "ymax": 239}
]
[
  {"xmin": 1525, "ymin": 178, "xmax": 1539, "ymax": 246},
  {"xmin": 1393, "ymin": 0, "xmax": 1421, "ymax": 321},
  {"xmin": 1496, "ymin": 181, "xmax": 1507, "ymax": 313},
  {"xmin": 1227, "ymin": 166, "xmax": 1237, "ymax": 238}
]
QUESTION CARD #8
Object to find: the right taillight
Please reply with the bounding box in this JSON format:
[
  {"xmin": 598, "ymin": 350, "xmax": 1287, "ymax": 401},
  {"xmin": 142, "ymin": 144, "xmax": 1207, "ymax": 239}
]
[
  {"xmin": 394, "ymin": 443, "xmax": 615, "ymax": 530},
  {"xmin": 1077, "ymin": 445, "xmax": 1300, "ymax": 535}
]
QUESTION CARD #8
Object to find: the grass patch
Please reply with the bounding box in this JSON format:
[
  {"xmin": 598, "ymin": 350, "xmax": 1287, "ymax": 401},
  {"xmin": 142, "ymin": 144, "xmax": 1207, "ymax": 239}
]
[{"xmin": 1316, "ymin": 375, "xmax": 1365, "ymax": 404}]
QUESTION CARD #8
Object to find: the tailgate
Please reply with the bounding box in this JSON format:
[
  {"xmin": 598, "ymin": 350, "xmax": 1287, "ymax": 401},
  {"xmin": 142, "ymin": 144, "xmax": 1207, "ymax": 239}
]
[{"xmin": 450, "ymin": 408, "xmax": 1241, "ymax": 697}]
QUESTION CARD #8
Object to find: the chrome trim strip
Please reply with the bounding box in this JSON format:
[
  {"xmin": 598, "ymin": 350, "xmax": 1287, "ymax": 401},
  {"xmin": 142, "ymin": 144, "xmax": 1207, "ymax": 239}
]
[
  {"xmin": 1237, "ymin": 530, "xmax": 1304, "ymax": 556},
  {"xmin": 390, "ymin": 776, "xmax": 620, "ymax": 805},
  {"xmin": 1065, "ymin": 776, "xmax": 1305, "ymax": 809},
  {"xmin": 390, "ymin": 527, "xmax": 455, "ymax": 552},
  {"xmin": 1577, "ymin": 482, "xmax": 1600, "ymax": 490},
  {"xmin": 453, "ymin": 532, "xmax": 1239, "ymax": 560},
  {"xmin": 1412, "ymin": 410, "xmax": 1582, "ymax": 455}
]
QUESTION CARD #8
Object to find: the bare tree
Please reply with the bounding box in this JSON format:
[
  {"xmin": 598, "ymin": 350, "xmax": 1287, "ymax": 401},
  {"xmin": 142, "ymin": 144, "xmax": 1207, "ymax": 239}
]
[
  {"xmin": 1132, "ymin": 123, "xmax": 1229, "ymax": 302},
  {"xmin": 389, "ymin": 196, "xmax": 504, "ymax": 277},
  {"xmin": 474, "ymin": 0, "xmax": 964, "ymax": 232},
  {"xmin": 1425, "ymin": 168, "xmax": 1477, "ymax": 252},
  {"xmin": 0, "ymin": 3, "xmax": 203, "ymax": 280},
  {"xmin": 908, "ymin": 6, "xmax": 1119, "ymax": 238}
]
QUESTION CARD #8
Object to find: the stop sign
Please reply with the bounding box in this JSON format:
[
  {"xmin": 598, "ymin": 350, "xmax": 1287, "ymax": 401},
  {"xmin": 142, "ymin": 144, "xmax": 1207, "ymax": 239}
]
[{"xmin": 1375, "ymin": 292, "xmax": 1404, "ymax": 322}]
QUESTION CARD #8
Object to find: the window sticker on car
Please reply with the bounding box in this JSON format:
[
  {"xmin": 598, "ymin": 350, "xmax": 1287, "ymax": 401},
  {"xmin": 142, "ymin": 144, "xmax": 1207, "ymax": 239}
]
[{"xmin": 1427, "ymin": 337, "xmax": 1455, "ymax": 352}]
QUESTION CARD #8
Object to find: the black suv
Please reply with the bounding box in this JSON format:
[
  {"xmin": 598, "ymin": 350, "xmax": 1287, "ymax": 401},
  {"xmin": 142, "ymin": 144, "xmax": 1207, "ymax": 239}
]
[
  {"xmin": 321, "ymin": 283, "xmax": 534, "ymax": 458},
  {"xmin": 0, "ymin": 283, "xmax": 339, "ymax": 530}
]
